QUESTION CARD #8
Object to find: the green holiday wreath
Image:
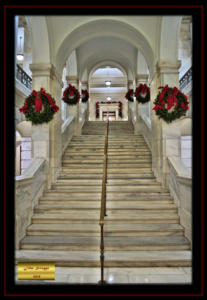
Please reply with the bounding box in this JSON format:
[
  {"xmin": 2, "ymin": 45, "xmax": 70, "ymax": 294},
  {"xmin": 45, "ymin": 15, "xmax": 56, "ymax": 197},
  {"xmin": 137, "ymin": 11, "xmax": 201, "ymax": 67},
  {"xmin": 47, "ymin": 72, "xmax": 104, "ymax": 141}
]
[
  {"xmin": 152, "ymin": 85, "xmax": 189, "ymax": 123},
  {"xmin": 62, "ymin": 84, "xmax": 80, "ymax": 105},
  {"xmin": 135, "ymin": 84, "xmax": 150, "ymax": 103},
  {"xmin": 19, "ymin": 88, "xmax": 59, "ymax": 125}
]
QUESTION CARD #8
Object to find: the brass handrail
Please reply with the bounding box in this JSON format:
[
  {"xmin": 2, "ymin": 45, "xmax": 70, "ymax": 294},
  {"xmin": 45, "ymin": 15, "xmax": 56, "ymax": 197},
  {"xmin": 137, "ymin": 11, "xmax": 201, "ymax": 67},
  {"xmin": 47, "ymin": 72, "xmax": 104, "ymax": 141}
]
[{"xmin": 98, "ymin": 120, "xmax": 109, "ymax": 284}]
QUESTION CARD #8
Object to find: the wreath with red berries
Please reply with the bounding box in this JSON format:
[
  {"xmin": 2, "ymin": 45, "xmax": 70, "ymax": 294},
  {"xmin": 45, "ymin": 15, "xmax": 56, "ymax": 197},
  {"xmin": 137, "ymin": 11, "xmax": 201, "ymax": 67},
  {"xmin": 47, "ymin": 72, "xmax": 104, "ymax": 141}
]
[
  {"xmin": 135, "ymin": 84, "xmax": 150, "ymax": 103},
  {"xmin": 19, "ymin": 88, "xmax": 59, "ymax": 125},
  {"xmin": 81, "ymin": 89, "xmax": 89, "ymax": 103},
  {"xmin": 62, "ymin": 84, "xmax": 80, "ymax": 105},
  {"xmin": 152, "ymin": 85, "xmax": 189, "ymax": 123},
  {"xmin": 125, "ymin": 89, "xmax": 134, "ymax": 102}
]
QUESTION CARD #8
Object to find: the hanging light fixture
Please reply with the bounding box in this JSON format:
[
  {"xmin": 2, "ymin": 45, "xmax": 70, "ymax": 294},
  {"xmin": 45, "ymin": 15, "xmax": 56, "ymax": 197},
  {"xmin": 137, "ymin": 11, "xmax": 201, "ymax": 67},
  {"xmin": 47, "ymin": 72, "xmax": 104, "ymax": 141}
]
[
  {"xmin": 105, "ymin": 66, "xmax": 111, "ymax": 87},
  {"xmin": 17, "ymin": 36, "xmax": 24, "ymax": 61}
]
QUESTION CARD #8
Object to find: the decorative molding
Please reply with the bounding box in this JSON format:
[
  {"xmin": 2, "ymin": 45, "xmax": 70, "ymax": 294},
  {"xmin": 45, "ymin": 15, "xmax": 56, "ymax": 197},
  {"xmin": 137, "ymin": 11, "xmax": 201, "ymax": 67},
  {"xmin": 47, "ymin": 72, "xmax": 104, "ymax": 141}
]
[
  {"xmin": 156, "ymin": 60, "xmax": 181, "ymax": 74},
  {"xmin": 136, "ymin": 74, "xmax": 148, "ymax": 80}
]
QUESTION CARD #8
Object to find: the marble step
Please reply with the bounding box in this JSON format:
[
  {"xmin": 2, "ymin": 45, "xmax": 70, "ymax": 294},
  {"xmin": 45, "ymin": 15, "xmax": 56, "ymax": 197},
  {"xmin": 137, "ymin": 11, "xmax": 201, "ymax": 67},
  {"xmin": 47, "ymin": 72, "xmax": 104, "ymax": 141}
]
[
  {"xmin": 34, "ymin": 204, "xmax": 178, "ymax": 214},
  {"xmin": 62, "ymin": 155, "xmax": 151, "ymax": 160},
  {"xmin": 20, "ymin": 235, "xmax": 190, "ymax": 251},
  {"xmin": 62, "ymin": 163, "xmax": 152, "ymax": 168},
  {"xmin": 61, "ymin": 159, "xmax": 152, "ymax": 164},
  {"xmin": 40, "ymin": 193, "xmax": 173, "ymax": 201},
  {"xmin": 15, "ymin": 250, "xmax": 192, "ymax": 267},
  {"xmin": 55, "ymin": 179, "xmax": 157, "ymax": 185},
  {"xmin": 61, "ymin": 168, "xmax": 152, "ymax": 173},
  {"xmin": 58, "ymin": 173, "xmax": 155, "ymax": 179},
  {"xmin": 31, "ymin": 212, "xmax": 179, "ymax": 224},
  {"xmin": 51, "ymin": 186, "xmax": 165, "ymax": 192},
  {"xmin": 64, "ymin": 150, "xmax": 151, "ymax": 154},
  {"xmin": 66, "ymin": 146, "xmax": 149, "ymax": 150},
  {"xmin": 39, "ymin": 199, "xmax": 174, "ymax": 206},
  {"xmin": 34, "ymin": 206, "xmax": 177, "ymax": 214},
  {"xmin": 69, "ymin": 140, "xmax": 146, "ymax": 144},
  {"xmin": 26, "ymin": 223, "xmax": 184, "ymax": 237},
  {"xmin": 43, "ymin": 191, "xmax": 170, "ymax": 198}
]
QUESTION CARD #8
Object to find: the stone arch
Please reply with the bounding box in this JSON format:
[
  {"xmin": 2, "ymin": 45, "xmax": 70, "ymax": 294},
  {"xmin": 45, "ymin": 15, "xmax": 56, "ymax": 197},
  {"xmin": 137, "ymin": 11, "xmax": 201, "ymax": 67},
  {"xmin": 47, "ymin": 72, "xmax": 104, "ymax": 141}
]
[
  {"xmin": 88, "ymin": 60, "xmax": 128, "ymax": 83},
  {"xmin": 56, "ymin": 19, "xmax": 155, "ymax": 77},
  {"xmin": 26, "ymin": 16, "xmax": 51, "ymax": 64}
]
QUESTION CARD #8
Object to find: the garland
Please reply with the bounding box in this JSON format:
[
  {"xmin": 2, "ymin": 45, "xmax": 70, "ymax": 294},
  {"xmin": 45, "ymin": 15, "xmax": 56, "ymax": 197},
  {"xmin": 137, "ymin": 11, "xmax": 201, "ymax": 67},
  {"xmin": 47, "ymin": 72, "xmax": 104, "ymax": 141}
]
[
  {"xmin": 62, "ymin": 84, "xmax": 80, "ymax": 105},
  {"xmin": 125, "ymin": 89, "xmax": 134, "ymax": 102},
  {"xmin": 19, "ymin": 88, "xmax": 59, "ymax": 125},
  {"xmin": 152, "ymin": 85, "xmax": 189, "ymax": 123},
  {"xmin": 135, "ymin": 84, "xmax": 150, "ymax": 103},
  {"xmin": 95, "ymin": 101, "xmax": 123, "ymax": 118},
  {"xmin": 81, "ymin": 89, "xmax": 89, "ymax": 103}
]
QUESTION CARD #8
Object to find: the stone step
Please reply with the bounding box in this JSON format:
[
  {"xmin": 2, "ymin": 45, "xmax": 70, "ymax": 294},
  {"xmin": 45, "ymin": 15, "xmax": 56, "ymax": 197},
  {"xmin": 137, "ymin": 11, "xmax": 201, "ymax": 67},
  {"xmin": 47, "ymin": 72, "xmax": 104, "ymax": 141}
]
[
  {"xmin": 64, "ymin": 149, "xmax": 151, "ymax": 154},
  {"xmin": 43, "ymin": 191, "xmax": 170, "ymax": 198},
  {"xmin": 62, "ymin": 163, "xmax": 152, "ymax": 168},
  {"xmin": 34, "ymin": 203, "xmax": 178, "ymax": 214},
  {"xmin": 31, "ymin": 212, "xmax": 179, "ymax": 224},
  {"xmin": 66, "ymin": 146, "xmax": 149, "ymax": 150},
  {"xmin": 59, "ymin": 173, "xmax": 155, "ymax": 179},
  {"xmin": 26, "ymin": 223, "xmax": 184, "ymax": 237},
  {"xmin": 15, "ymin": 250, "xmax": 192, "ymax": 267},
  {"xmin": 62, "ymin": 155, "xmax": 151, "ymax": 160},
  {"xmin": 39, "ymin": 199, "xmax": 174, "ymax": 206},
  {"xmin": 61, "ymin": 168, "xmax": 152, "ymax": 173},
  {"xmin": 20, "ymin": 235, "xmax": 190, "ymax": 251},
  {"xmin": 51, "ymin": 186, "xmax": 165, "ymax": 192},
  {"xmin": 61, "ymin": 159, "xmax": 152, "ymax": 164},
  {"xmin": 40, "ymin": 193, "xmax": 172, "ymax": 201},
  {"xmin": 58, "ymin": 174, "xmax": 155, "ymax": 180},
  {"xmin": 55, "ymin": 179, "xmax": 157, "ymax": 185}
]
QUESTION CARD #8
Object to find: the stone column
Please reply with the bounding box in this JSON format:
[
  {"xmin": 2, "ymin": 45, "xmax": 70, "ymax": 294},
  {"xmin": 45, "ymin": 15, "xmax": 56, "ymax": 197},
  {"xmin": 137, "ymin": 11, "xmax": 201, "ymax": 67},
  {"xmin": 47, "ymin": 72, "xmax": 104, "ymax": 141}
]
[
  {"xmin": 81, "ymin": 81, "xmax": 89, "ymax": 121},
  {"xmin": 29, "ymin": 63, "xmax": 62, "ymax": 188},
  {"xmin": 66, "ymin": 75, "xmax": 81, "ymax": 135},
  {"xmin": 135, "ymin": 74, "xmax": 149, "ymax": 134},
  {"xmin": 128, "ymin": 80, "xmax": 134, "ymax": 123},
  {"xmin": 151, "ymin": 60, "xmax": 182, "ymax": 187}
]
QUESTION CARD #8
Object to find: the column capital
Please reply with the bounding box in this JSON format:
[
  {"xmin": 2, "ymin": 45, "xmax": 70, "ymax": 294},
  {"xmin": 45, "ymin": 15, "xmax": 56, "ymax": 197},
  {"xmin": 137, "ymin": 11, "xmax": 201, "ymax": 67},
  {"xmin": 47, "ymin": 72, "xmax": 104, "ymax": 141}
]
[
  {"xmin": 81, "ymin": 81, "xmax": 88, "ymax": 89},
  {"xmin": 29, "ymin": 63, "xmax": 63, "ymax": 88},
  {"xmin": 156, "ymin": 60, "xmax": 181, "ymax": 74},
  {"xmin": 66, "ymin": 75, "xmax": 79, "ymax": 87},
  {"xmin": 136, "ymin": 74, "xmax": 149, "ymax": 81}
]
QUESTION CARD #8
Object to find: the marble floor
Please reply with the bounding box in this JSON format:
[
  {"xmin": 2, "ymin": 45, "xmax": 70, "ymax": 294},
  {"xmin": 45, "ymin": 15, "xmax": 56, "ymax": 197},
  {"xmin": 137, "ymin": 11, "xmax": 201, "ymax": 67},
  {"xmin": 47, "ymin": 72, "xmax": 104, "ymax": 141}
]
[{"xmin": 15, "ymin": 267, "xmax": 192, "ymax": 284}]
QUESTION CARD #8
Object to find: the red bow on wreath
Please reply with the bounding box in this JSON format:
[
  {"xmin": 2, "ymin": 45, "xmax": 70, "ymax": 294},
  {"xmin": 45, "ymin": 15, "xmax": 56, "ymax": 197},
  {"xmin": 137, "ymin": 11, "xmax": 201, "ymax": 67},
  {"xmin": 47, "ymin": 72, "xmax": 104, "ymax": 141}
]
[{"xmin": 135, "ymin": 84, "xmax": 150, "ymax": 96}]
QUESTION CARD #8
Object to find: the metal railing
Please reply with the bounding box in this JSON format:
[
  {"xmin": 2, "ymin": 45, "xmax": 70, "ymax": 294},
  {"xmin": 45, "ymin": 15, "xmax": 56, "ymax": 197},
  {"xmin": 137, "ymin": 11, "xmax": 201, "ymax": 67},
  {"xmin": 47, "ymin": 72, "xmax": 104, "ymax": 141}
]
[
  {"xmin": 98, "ymin": 120, "xmax": 109, "ymax": 284},
  {"xmin": 16, "ymin": 64, "xmax": 32, "ymax": 90},
  {"xmin": 179, "ymin": 67, "xmax": 192, "ymax": 91}
]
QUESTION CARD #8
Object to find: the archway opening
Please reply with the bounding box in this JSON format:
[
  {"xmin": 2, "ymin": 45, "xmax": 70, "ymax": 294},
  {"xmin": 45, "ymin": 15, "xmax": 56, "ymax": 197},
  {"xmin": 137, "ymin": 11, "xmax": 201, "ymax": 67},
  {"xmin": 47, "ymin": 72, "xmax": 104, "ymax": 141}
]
[{"xmin": 89, "ymin": 65, "xmax": 128, "ymax": 121}]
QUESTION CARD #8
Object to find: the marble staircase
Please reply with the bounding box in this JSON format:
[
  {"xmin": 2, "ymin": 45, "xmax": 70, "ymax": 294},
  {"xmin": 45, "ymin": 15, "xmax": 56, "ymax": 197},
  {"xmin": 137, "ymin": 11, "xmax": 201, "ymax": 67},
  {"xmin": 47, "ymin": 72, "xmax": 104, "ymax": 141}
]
[{"xmin": 16, "ymin": 121, "xmax": 191, "ymax": 268}]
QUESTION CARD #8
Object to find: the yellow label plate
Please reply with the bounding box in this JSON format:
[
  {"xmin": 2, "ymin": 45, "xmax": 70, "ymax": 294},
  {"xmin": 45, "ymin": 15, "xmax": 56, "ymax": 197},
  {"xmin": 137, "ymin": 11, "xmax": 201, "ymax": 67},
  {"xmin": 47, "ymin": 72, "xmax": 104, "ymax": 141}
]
[{"xmin": 18, "ymin": 262, "xmax": 55, "ymax": 280}]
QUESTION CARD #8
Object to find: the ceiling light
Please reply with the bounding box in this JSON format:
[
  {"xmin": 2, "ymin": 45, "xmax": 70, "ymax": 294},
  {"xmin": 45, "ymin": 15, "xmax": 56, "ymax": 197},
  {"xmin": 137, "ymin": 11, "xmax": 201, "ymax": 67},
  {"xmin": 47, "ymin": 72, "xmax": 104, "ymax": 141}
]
[
  {"xmin": 17, "ymin": 54, "xmax": 24, "ymax": 61},
  {"xmin": 105, "ymin": 80, "xmax": 111, "ymax": 86},
  {"xmin": 16, "ymin": 36, "xmax": 24, "ymax": 61}
]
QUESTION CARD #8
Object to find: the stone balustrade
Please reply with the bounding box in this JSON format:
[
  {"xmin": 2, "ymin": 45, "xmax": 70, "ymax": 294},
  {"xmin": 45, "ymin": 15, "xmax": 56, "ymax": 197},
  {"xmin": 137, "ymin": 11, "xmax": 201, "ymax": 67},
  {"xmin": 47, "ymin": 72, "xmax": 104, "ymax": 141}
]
[
  {"xmin": 61, "ymin": 116, "xmax": 76, "ymax": 153},
  {"xmin": 15, "ymin": 158, "xmax": 46, "ymax": 249},
  {"xmin": 167, "ymin": 156, "xmax": 192, "ymax": 244}
]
